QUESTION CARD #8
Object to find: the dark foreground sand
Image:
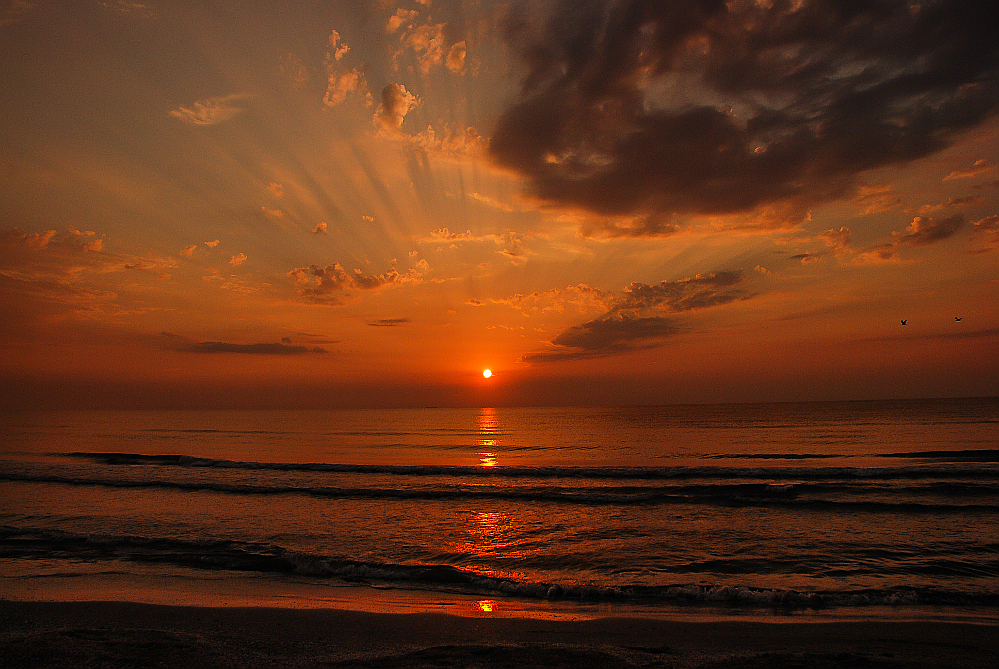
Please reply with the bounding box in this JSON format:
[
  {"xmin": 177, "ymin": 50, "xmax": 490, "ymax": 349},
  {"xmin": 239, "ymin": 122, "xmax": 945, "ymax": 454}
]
[{"xmin": 3, "ymin": 600, "xmax": 997, "ymax": 668}]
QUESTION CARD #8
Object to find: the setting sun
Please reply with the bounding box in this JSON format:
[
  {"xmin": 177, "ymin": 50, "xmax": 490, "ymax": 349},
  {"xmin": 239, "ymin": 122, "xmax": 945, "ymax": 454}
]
[{"xmin": 482, "ymin": 369, "xmax": 492, "ymax": 378}]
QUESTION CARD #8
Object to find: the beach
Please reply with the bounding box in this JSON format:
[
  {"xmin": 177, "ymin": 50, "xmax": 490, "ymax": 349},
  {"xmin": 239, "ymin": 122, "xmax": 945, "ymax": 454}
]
[{"xmin": 3, "ymin": 599, "xmax": 998, "ymax": 668}]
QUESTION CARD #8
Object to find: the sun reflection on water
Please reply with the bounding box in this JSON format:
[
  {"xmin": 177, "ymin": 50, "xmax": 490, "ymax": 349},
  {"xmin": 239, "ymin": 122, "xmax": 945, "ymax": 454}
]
[{"xmin": 477, "ymin": 407, "xmax": 499, "ymax": 467}]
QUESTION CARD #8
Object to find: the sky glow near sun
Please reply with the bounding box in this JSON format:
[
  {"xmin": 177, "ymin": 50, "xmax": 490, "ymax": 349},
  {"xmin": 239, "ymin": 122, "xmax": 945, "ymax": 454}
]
[{"xmin": 0, "ymin": 0, "xmax": 997, "ymax": 408}]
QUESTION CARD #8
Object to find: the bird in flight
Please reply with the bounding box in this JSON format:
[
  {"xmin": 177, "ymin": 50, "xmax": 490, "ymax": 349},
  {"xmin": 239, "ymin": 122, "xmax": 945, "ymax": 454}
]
[
  {"xmin": 955, "ymin": 317, "xmax": 962, "ymax": 321},
  {"xmin": 901, "ymin": 320, "xmax": 907, "ymax": 325}
]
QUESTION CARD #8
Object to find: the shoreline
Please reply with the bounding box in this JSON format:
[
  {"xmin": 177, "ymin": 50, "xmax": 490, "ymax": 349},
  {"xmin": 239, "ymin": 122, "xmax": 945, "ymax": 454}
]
[
  {"xmin": 4, "ymin": 599, "xmax": 998, "ymax": 668},
  {"xmin": 4, "ymin": 568, "xmax": 996, "ymax": 624}
]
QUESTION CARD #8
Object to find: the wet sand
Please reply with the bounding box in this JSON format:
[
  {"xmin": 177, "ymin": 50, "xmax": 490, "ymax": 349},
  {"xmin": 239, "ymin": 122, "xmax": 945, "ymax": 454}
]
[{"xmin": 3, "ymin": 600, "xmax": 997, "ymax": 668}]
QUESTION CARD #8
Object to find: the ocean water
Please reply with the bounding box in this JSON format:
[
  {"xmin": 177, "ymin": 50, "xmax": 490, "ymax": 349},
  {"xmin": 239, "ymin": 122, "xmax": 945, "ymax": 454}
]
[{"xmin": 2, "ymin": 398, "xmax": 997, "ymax": 620}]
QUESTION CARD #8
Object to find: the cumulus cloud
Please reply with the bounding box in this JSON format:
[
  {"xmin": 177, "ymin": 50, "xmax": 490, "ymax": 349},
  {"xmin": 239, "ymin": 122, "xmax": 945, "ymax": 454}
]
[
  {"xmin": 169, "ymin": 93, "xmax": 252, "ymax": 125},
  {"xmin": 179, "ymin": 244, "xmax": 197, "ymax": 257},
  {"xmin": 385, "ymin": 10, "xmax": 466, "ymax": 76},
  {"xmin": 401, "ymin": 22, "xmax": 447, "ymax": 73},
  {"xmin": 386, "ymin": 9, "xmax": 418, "ymax": 33},
  {"xmin": 288, "ymin": 261, "xmax": 424, "ymax": 305},
  {"xmin": 446, "ymin": 41, "xmax": 467, "ymax": 74},
  {"xmin": 489, "ymin": 0, "xmax": 999, "ymax": 233},
  {"xmin": 524, "ymin": 271, "xmax": 749, "ymax": 362},
  {"xmin": 328, "ymin": 29, "xmax": 350, "ymax": 61},
  {"xmin": 322, "ymin": 30, "xmax": 370, "ymax": 107},
  {"xmin": 324, "ymin": 68, "xmax": 366, "ymax": 106},
  {"xmin": 374, "ymin": 83, "xmax": 419, "ymax": 132},
  {"xmin": 893, "ymin": 215, "xmax": 965, "ymax": 246},
  {"xmin": 313, "ymin": 222, "xmax": 328, "ymax": 235},
  {"xmin": 229, "ymin": 253, "xmax": 247, "ymax": 266}
]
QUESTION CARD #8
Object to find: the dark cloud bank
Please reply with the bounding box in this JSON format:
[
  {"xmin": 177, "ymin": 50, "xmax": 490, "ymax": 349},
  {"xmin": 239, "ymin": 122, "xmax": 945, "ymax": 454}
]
[
  {"xmin": 490, "ymin": 0, "xmax": 998, "ymax": 234},
  {"xmin": 162, "ymin": 333, "xmax": 326, "ymax": 355},
  {"xmin": 525, "ymin": 271, "xmax": 748, "ymax": 362}
]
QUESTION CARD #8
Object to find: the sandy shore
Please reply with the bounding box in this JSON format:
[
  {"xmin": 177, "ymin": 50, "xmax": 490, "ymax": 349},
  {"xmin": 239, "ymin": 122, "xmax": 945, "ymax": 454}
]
[{"xmin": 3, "ymin": 600, "xmax": 997, "ymax": 668}]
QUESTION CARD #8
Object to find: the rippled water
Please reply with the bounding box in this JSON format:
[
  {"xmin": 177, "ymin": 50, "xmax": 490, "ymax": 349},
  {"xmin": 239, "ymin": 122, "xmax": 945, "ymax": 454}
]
[{"xmin": 2, "ymin": 399, "xmax": 997, "ymax": 616}]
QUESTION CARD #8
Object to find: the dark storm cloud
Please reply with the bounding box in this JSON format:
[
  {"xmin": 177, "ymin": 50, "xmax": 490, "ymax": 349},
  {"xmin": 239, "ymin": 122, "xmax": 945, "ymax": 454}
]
[
  {"xmin": 490, "ymin": 0, "xmax": 999, "ymax": 232},
  {"xmin": 525, "ymin": 271, "xmax": 749, "ymax": 362}
]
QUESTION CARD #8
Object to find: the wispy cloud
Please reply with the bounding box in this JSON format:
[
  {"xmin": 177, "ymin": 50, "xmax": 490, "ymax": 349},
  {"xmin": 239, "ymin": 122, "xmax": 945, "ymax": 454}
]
[
  {"xmin": 1, "ymin": 1, "xmax": 36, "ymax": 29},
  {"xmin": 101, "ymin": 1, "xmax": 155, "ymax": 18},
  {"xmin": 367, "ymin": 318, "xmax": 410, "ymax": 327},
  {"xmin": 944, "ymin": 160, "xmax": 994, "ymax": 181},
  {"xmin": 163, "ymin": 333, "xmax": 327, "ymax": 355},
  {"xmin": 169, "ymin": 93, "xmax": 253, "ymax": 125}
]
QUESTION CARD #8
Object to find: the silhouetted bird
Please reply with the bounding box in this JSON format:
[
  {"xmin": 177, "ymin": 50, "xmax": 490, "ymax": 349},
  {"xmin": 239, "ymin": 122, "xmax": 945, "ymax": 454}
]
[
  {"xmin": 955, "ymin": 317, "xmax": 962, "ymax": 321},
  {"xmin": 901, "ymin": 320, "xmax": 907, "ymax": 325}
]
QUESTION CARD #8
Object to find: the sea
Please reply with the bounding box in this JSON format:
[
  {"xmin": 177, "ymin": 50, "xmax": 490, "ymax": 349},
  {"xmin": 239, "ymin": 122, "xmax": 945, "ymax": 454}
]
[{"xmin": 2, "ymin": 398, "xmax": 997, "ymax": 621}]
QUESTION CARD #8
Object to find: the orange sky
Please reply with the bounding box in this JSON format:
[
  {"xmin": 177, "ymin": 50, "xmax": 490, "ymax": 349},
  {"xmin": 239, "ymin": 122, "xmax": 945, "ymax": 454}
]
[{"xmin": 2, "ymin": 0, "xmax": 997, "ymax": 408}]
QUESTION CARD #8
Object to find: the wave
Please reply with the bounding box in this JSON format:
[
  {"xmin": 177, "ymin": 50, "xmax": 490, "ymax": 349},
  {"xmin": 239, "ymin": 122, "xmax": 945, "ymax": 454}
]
[
  {"xmin": 3, "ymin": 471, "xmax": 997, "ymax": 512},
  {"xmin": 886, "ymin": 449, "xmax": 999, "ymax": 462},
  {"xmin": 3, "ymin": 525, "xmax": 995, "ymax": 610},
  {"xmin": 58, "ymin": 452, "xmax": 999, "ymax": 481}
]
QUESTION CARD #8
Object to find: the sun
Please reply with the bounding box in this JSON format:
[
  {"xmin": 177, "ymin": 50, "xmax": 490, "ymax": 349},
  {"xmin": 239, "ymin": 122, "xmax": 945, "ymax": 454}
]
[{"xmin": 482, "ymin": 369, "xmax": 492, "ymax": 378}]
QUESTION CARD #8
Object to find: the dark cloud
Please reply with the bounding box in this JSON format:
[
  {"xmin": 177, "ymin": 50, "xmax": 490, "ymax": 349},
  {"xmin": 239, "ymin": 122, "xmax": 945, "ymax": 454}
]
[
  {"xmin": 894, "ymin": 214, "xmax": 965, "ymax": 246},
  {"xmin": 490, "ymin": 0, "xmax": 999, "ymax": 232},
  {"xmin": 374, "ymin": 83, "xmax": 418, "ymax": 131},
  {"xmin": 162, "ymin": 333, "xmax": 326, "ymax": 354},
  {"xmin": 616, "ymin": 271, "xmax": 745, "ymax": 313},
  {"xmin": 523, "ymin": 315, "xmax": 679, "ymax": 362},
  {"xmin": 525, "ymin": 271, "xmax": 748, "ymax": 362},
  {"xmin": 367, "ymin": 318, "xmax": 410, "ymax": 327}
]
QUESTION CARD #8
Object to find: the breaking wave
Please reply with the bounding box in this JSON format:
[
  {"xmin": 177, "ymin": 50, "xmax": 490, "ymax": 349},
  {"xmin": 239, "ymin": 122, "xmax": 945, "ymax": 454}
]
[{"xmin": 3, "ymin": 525, "xmax": 995, "ymax": 611}]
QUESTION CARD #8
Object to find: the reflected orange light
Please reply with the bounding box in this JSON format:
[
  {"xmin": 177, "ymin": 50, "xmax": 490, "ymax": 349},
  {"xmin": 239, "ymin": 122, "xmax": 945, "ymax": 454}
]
[
  {"xmin": 477, "ymin": 600, "xmax": 498, "ymax": 613},
  {"xmin": 476, "ymin": 408, "xmax": 500, "ymax": 465}
]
